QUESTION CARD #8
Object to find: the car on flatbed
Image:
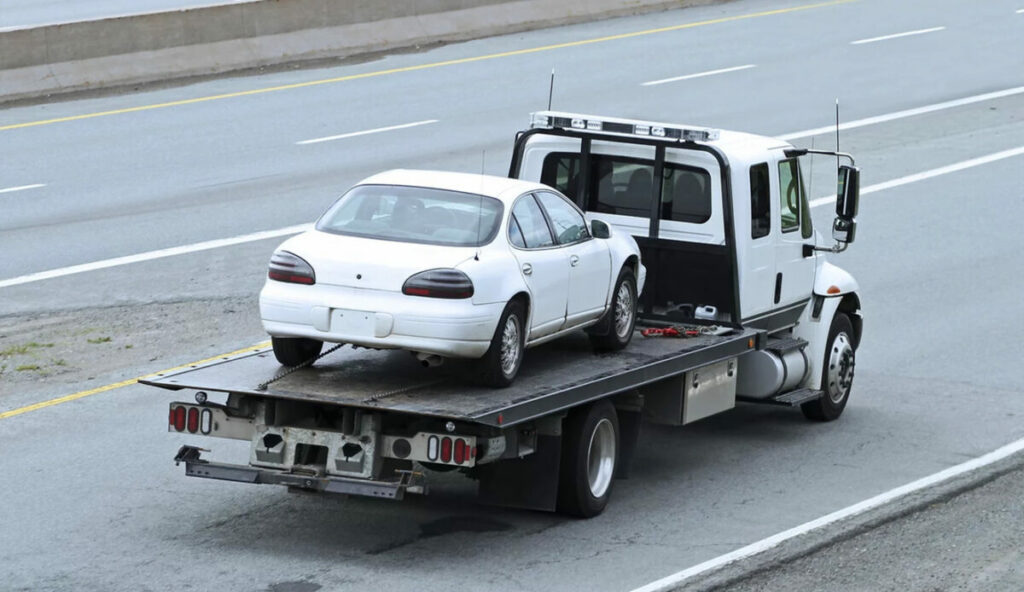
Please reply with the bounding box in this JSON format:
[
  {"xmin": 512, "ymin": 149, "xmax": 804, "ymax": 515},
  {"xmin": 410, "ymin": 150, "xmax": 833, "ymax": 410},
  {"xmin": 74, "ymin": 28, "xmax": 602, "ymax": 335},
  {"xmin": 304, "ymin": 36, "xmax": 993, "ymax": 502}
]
[
  {"xmin": 260, "ymin": 169, "xmax": 645, "ymax": 387},
  {"xmin": 146, "ymin": 111, "xmax": 863, "ymax": 517}
]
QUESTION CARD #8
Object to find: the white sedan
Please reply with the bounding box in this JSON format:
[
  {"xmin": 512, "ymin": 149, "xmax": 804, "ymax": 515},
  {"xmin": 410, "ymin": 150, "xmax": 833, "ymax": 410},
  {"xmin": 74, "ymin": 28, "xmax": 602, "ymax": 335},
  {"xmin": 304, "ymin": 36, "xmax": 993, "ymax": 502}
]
[{"xmin": 259, "ymin": 170, "xmax": 646, "ymax": 387}]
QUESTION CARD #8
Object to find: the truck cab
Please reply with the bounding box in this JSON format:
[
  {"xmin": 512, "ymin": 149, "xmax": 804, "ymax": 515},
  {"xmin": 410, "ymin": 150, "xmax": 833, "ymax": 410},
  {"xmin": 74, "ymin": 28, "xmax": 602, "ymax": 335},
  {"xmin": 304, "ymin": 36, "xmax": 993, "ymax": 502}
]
[{"xmin": 511, "ymin": 112, "xmax": 862, "ymax": 417}]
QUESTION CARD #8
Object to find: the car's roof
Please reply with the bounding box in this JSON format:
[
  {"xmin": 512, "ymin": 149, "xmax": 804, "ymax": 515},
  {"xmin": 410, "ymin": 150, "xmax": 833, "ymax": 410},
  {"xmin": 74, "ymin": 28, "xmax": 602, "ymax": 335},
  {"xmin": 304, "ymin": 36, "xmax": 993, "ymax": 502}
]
[{"xmin": 357, "ymin": 169, "xmax": 548, "ymax": 201}]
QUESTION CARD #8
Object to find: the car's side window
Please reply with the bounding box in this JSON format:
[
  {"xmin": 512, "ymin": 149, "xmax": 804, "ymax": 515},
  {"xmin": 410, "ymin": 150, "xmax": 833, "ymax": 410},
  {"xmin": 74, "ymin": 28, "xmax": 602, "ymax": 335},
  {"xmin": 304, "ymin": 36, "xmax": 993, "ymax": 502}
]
[
  {"xmin": 510, "ymin": 195, "xmax": 555, "ymax": 249},
  {"xmin": 508, "ymin": 216, "xmax": 527, "ymax": 248},
  {"xmin": 535, "ymin": 191, "xmax": 590, "ymax": 245}
]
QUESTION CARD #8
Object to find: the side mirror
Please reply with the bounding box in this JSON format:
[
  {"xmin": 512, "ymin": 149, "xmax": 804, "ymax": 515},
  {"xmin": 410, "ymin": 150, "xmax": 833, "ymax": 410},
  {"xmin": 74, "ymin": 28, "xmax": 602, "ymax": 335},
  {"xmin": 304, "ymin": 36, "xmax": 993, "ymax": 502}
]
[
  {"xmin": 835, "ymin": 165, "xmax": 860, "ymax": 219},
  {"xmin": 591, "ymin": 219, "xmax": 611, "ymax": 239}
]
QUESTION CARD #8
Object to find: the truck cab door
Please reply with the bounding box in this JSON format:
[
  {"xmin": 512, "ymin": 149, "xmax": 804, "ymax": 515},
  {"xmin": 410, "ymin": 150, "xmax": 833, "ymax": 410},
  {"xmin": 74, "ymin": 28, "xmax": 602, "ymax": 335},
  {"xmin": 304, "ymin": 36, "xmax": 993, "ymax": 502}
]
[
  {"xmin": 509, "ymin": 194, "xmax": 569, "ymax": 339},
  {"xmin": 772, "ymin": 157, "xmax": 816, "ymax": 313}
]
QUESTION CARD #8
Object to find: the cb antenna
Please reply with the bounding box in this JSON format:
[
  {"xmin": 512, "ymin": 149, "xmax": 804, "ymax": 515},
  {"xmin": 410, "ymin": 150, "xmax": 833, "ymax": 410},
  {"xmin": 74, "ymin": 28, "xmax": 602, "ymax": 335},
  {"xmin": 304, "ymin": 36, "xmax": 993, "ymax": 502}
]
[
  {"xmin": 547, "ymin": 69, "xmax": 555, "ymax": 110},
  {"xmin": 835, "ymin": 99, "xmax": 841, "ymax": 174}
]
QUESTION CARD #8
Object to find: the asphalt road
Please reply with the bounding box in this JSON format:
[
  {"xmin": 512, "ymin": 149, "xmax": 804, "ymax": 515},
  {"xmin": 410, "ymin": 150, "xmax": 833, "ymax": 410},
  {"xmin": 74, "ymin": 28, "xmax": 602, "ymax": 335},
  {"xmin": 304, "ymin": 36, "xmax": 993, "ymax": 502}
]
[
  {"xmin": 0, "ymin": 0, "xmax": 252, "ymax": 29},
  {"xmin": 2, "ymin": 0, "xmax": 1024, "ymax": 590}
]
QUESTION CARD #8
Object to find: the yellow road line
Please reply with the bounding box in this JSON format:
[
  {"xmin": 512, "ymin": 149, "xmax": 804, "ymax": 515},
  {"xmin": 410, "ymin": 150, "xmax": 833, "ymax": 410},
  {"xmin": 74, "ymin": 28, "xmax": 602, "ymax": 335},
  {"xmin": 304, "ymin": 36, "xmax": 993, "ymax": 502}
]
[
  {"xmin": 0, "ymin": 341, "xmax": 270, "ymax": 420},
  {"xmin": 0, "ymin": 0, "xmax": 853, "ymax": 132}
]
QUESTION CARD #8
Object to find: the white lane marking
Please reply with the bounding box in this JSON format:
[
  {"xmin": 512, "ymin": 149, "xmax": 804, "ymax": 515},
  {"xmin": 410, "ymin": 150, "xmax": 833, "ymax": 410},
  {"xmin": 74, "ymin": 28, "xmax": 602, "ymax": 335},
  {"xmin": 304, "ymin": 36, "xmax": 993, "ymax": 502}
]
[
  {"xmin": 5, "ymin": 84, "xmax": 1024, "ymax": 289},
  {"xmin": 810, "ymin": 146, "xmax": 1024, "ymax": 209},
  {"xmin": 779, "ymin": 86, "xmax": 1024, "ymax": 140},
  {"xmin": 630, "ymin": 435, "xmax": 1024, "ymax": 592},
  {"xmin": 0, "ymin": 224, "xmax": 312, "ymax": 289},
  {"xmin": 296, "ymin": 119, "xmax": 439, "ymax": 145},
  {"xmin": 851, "ymin": 26, "xmax": 946, "ymax": 45},
  {"xmin": 1017, "ymin": 8, "xmax": 1024, "ymax": 13},
  {"xmin": 641, "ymin": 65, "xmax": 756, "ymax": 86},
  {"xmin": 0, "ymin": 183, "xmax": 45, "ymax": 194}
]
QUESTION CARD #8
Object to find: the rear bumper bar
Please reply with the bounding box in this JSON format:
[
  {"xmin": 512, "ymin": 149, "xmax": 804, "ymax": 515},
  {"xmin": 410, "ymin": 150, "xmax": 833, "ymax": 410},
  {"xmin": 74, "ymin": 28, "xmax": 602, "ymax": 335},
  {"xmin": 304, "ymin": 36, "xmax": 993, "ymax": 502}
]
[{"xmin": 173, "ymin": 445, "xmax": 423, "ymax": 500}]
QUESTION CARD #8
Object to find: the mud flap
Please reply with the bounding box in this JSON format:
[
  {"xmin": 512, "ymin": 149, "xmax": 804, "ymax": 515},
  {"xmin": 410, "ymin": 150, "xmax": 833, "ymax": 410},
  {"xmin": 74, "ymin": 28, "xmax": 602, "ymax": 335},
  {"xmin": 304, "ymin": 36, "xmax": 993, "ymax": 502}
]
[{"xmin": 476, "ymin": 434, "xmax": 561, "ymax": 512}]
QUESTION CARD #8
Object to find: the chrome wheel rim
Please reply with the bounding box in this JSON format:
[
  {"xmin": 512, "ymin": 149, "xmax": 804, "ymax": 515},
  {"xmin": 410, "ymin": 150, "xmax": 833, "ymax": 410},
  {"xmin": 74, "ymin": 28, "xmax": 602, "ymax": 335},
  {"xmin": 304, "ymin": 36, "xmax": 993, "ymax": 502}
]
[
  {"xmin": 500, "ymin": 314, "xmax": 521, "ymax": 376},
  {"xmin": 826, "ymin": 332, "xmax": 855, "ymax": 404},
  {"xmin": 586, "ymin": 418, "xmax": 616, "ymax": 498},
  {"xmin": 613, "ymin": 282, "xmax": 635, "ymax": 340}
]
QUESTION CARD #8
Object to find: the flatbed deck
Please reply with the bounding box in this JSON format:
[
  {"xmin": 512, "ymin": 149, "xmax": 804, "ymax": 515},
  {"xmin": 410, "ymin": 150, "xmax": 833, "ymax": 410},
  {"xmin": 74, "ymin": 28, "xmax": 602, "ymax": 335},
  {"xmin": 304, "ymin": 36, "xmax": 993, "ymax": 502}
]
[{"xmin": 142, "ymin": 327, "xmax": 759, "ymax": 428}]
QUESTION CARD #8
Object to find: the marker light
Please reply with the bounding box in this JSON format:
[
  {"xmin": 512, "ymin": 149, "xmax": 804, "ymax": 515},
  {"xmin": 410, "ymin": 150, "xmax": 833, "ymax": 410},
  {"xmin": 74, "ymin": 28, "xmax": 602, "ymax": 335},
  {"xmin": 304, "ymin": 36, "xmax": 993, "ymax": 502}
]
[
  {"xmin": 827, "ymin": 285, "xmax": 842, "ymax": 295},
  {"xmin": 530, "ymin": 110, "xmax": 720, "ymax": 142}
]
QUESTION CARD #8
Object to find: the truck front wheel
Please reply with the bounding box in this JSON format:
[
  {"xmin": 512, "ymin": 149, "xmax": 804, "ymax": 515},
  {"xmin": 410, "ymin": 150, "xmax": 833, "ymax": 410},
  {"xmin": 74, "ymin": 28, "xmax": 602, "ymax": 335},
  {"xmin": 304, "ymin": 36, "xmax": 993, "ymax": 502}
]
[
  {"xmin": 271, "ymin": 337, "xmax": 323, "ymax": 367},
  {"xmin": 802, "ymin": 313, "xmax": 856, "ymax": 421},
  {"xmin": 558, "ymin": 400, "xmax": 619, "ymax": 517}
]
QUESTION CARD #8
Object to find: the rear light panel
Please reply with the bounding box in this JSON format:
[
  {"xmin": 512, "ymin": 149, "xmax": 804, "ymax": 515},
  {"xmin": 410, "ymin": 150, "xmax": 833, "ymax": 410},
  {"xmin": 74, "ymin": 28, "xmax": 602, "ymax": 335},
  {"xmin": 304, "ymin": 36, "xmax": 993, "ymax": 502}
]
[
  {"xmin": 402, "ymin": 269, "xmax": 474, "ymax": 299},
  {"xmin": 382, "ymin": 432, "xmax": 478, "ymax": 467},
  {"xmin": 167, "ymin": 401, "xmax": 255, "ymax": 440},
  {"xmin": 267, "ymin": 250, "xmax": 316, "ymax": 285}
]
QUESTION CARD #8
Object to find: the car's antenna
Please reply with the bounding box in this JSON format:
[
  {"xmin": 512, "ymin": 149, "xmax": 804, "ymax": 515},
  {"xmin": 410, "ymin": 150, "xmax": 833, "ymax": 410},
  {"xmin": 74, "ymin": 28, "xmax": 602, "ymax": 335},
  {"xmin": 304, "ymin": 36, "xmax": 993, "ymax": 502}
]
[
  {"xmin": 547, "ymin": 68, "xmax": 555, "ymax": 110},
  {"xmin": 475, "ymin": 150, "xmax": 485, "ymax": 261}
]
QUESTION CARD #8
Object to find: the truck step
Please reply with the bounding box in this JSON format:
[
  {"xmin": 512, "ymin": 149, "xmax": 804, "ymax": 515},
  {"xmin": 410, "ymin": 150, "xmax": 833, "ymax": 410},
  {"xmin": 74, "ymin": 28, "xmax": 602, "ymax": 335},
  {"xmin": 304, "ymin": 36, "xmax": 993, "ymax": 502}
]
[
  {"xmin": 765, "ymin": 337, "xmax": 808, "ymax": 354},
  {"xmin": 771, "ymin": 388, "xmax": 823, "ymax": 406}
]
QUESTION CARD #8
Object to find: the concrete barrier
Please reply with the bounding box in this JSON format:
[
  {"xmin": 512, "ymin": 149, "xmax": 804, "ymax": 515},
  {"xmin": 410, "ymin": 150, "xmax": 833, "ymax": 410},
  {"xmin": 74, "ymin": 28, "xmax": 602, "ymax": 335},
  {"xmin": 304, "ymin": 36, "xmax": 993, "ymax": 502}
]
[{"xmin": 0, "ymin": 0, "xmax": 722, "ymax": 103}]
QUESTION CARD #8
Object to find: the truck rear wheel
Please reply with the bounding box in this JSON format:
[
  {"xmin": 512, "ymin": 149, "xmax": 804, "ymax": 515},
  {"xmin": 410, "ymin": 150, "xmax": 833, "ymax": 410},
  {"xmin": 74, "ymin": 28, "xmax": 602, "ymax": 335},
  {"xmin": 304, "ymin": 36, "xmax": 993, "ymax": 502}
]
[
  {"xmin": 802, "ymin": 313, "xmax": 856, "ymax": 421},
  {"xmin": 557, "ymin": 400, "xmax": 619, "ymax": 518},
  {"xmin": 271, "ymin": 337, "xmax": 323, "ymax": 367}
]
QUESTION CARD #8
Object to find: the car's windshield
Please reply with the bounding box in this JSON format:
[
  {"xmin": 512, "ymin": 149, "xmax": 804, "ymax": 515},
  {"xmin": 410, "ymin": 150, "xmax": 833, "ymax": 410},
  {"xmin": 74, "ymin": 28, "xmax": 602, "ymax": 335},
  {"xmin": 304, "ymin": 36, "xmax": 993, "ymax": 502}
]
[{"xmin": 316, "ymin": 184, "xmax": 504, "ymax": 247}]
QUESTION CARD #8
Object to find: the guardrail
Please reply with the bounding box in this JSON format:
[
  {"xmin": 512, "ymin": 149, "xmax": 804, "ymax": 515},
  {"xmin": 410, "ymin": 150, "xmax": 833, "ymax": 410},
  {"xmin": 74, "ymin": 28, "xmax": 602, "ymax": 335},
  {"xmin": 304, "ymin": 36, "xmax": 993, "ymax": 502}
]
[{"xmin": 0, "ymin": 0, "xmax": 720, "ymax": 102}]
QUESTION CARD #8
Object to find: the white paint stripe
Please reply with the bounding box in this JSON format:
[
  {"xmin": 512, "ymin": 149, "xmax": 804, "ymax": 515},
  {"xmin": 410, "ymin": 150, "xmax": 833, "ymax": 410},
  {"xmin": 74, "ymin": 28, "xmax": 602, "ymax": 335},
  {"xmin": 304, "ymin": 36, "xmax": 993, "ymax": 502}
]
[
  {"xmin": 851, "ymin": 26, "xmax": 945, "ymax": 45},
  {"xmin": 5, "ymin": 85, "xmax": 1024, "ymax": 289},
  {"xmin": 0, "ymin": 224, "xmax": 311, "ymax": 289},
  {"xmin": 0, "ymin": 183, "xmax": 45, "ymax": 194},
  {"xmin": 1016, "ymin": 8, "xmax": 1024, "ymax": 13},
  {"xmin": 809, "ymin": 146, "xmax": 1024, "ymax": 209},
  {"xmin": 296, "ymin": 119, "xmax": 438, "ymax": 145},
  {"xmin": 631, "ymin": 435, "xmax": 1024, "ymax": 592},
  {"xmin": 779, "ymin": 86, "xmax": 1024, "ymax": 140},
  {"xmin": 641, "ymin": 65, "xmax": 756, "ymax": 86}
]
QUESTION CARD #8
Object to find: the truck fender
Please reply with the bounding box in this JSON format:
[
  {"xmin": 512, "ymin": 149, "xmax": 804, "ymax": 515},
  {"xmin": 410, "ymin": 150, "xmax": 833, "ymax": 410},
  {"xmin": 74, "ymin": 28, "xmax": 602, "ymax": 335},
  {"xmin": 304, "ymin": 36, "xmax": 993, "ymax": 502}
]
[
  {"xmin": 813, "ymin": 260, "xmax": 859, "ymax": 297},
  {"xmin": 794, "ymin": 293, "xmax": 862, "ymax": 390}
]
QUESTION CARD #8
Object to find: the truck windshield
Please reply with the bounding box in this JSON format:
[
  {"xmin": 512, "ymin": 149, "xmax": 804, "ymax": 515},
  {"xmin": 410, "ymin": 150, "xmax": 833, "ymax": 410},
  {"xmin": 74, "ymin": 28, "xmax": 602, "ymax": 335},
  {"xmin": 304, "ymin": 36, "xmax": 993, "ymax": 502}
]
[{"xmin": 316, "ymin": 184, "xmax": 504, "ymax": 247}]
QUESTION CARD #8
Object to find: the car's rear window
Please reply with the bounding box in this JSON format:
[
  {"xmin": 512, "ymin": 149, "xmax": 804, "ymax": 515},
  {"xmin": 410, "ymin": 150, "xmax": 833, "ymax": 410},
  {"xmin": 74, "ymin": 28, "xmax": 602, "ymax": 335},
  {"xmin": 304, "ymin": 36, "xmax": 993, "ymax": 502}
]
[{"xmin": 316, "ymin": 184, "xmax": 504, "ymax": 247}]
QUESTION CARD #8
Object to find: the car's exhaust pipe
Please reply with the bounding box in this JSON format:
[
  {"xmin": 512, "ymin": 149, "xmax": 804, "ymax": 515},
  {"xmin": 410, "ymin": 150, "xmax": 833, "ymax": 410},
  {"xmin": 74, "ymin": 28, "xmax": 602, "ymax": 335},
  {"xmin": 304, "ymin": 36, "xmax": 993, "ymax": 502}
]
[{"xmin": 415, "ymin": 352, "xmax": 445, "ymax": 367}]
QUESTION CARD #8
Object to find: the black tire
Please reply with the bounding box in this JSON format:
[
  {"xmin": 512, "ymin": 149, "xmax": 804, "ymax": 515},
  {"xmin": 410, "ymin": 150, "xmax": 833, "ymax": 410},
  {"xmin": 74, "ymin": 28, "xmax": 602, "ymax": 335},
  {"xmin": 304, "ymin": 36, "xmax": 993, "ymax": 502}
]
[
  {"xmin": 557, "ymin": 400, "xmax": 619, "ymax": 518},
  {"xmin": 271, "ymin": 337, "xmax": 323, "ymax": 367},
  {"xmin": 589, "ymin": 267, "xmax": 638, "ymax": 351},
  {"xmin": 802, "ymin": 313, "xmax": 856, "ymax": 421},
  {"xmin": 479, "ymin": 300, "xmax": 526, "ymax": 388}
]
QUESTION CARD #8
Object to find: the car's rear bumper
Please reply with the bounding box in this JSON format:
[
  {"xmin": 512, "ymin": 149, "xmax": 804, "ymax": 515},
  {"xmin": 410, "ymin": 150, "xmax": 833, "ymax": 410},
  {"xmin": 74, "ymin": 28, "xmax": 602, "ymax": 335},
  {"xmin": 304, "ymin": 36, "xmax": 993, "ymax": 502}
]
[{"xmin": 260, "ymin": 281, "xmax": 501, "ymax": 358}]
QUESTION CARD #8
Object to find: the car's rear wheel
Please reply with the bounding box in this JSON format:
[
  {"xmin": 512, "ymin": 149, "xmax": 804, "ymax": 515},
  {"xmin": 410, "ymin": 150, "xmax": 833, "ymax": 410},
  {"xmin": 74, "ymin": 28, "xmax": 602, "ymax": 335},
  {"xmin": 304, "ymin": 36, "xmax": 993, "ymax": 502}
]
[
  {"xmin": 271, "ymin": 337, "xmax": 323, "ymax": 367},
  {"xmin": 589, "ymin": 268, "xmax": 637, "ymax": 351},
  {"xmin": 480, "ymin": 300, "xmax": 526, "ymax": 388}
]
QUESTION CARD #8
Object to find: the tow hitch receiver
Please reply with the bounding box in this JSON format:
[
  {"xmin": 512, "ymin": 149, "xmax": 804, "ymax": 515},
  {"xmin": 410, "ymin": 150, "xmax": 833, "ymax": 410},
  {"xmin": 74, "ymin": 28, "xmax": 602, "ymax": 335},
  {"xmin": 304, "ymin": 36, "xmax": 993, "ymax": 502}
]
[{"xmin": 172, "ymin": 445, "xmax": 425, "ymax": 499}]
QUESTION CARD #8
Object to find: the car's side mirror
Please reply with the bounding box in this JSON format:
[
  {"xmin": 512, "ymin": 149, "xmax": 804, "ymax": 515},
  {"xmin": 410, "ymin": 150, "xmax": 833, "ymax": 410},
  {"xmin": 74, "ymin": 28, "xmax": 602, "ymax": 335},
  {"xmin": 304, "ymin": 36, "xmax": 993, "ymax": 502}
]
[
  {"xmin": 833, "ymin": 165, "xmax": 860, "ymax": 244},
  {"xmin": 591, "ymin": 219, "xmax": 611, "ymax": 239}
]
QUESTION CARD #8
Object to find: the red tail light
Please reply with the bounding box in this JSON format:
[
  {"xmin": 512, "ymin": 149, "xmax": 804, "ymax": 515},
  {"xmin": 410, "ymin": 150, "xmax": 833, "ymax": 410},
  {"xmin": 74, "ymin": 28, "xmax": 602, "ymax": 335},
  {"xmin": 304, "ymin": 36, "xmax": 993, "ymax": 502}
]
[
  {"xmin": 440, "ymin": 437, "xmax": 453, "ymax": 462},
  {"xmin": 268, "ymin": 250, "xmax": 316, "ymax": 285},
  {"xmin": 186, "ymin": 408, "xmax": 199, "ymax": 433},
  {"xmin": 173, "ymin": 406, "xmax": 186, "ymax": 431},
  {"xmin": 453, "ymin": 439, "xmax": 466, "ymax": 465},
  {"xmin": 402, "ymin": 269, "xmax": 474, "ymax": 299}
]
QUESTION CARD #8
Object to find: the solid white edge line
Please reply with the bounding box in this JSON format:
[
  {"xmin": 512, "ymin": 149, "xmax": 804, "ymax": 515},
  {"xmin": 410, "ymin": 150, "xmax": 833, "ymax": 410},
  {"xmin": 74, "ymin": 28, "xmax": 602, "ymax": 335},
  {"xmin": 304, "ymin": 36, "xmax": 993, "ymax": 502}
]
[
  {"xmin": 0, "ymin": 224, "xmax": 312, "ymax": 289},
  {"xmin": 1017, "ymin": 8, "xmax": 1024, "ymax": 13},
  {"xmin": 851, "ymin": 26, "xmax": 946, "ymax": 45},
  {"xmin": 641, "ymin": 65, "xmax": 756, "ymax": 86},
  {"xmin": 296, "ymin": 119, "xmax": 439, "ymax": 145},
  {"xmin": 779, "ymin": 86, "xmax": 1024, "ymax": 140},
  {"xmin": 809, "ymin": 146, "xmax": 1024, "ymax": 208},
  {"xmin": 630, "ymin": 435, "xmax": 1024, "ymax": 592},
  {"xmin": 0, "ymin": 183, "xmax": 45, "ymax": 194}
]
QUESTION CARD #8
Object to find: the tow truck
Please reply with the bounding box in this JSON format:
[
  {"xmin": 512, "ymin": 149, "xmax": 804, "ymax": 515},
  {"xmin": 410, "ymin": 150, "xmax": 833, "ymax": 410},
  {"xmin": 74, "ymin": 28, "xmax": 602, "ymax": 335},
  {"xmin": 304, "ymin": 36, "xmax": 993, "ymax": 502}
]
[{"xmin": 144, "ymin": 111, "xmax": 863, "ymax": 517}]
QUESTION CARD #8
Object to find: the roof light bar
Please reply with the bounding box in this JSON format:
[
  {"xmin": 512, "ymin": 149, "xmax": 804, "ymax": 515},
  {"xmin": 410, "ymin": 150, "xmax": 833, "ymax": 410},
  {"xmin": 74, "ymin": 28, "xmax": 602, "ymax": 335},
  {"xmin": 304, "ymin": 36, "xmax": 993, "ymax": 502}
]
[{"xmin": 530, "ymin": 111, "xmax": 720, "ymax": 142}]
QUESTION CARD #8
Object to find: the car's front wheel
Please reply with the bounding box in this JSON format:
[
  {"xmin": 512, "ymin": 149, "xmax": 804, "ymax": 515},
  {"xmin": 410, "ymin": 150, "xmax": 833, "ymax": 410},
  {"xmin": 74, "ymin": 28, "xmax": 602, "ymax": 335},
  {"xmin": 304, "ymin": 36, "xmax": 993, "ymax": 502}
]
[
  {"xmin": 589, "ymin": 267, "xmax": 638, "ymax": 351},
  {"xmin": 480, "ymin": 300, "xmax": 526, "ymax": 388},
  {"xmin": 271, "ymin": 337, "xmax": 323, "ymax": 367}
]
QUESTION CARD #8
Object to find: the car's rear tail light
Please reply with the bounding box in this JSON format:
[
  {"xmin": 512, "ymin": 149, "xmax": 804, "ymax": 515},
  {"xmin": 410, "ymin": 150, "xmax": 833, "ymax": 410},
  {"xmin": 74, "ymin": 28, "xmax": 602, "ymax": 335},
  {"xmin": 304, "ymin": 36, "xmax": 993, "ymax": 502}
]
[
  {"xmin": 268, "ymin": 250, "xmax": 316, "ymax": 285},
  {"xmin": 402, "ymin": 269, "xmax": 474, "ymax": 299}
]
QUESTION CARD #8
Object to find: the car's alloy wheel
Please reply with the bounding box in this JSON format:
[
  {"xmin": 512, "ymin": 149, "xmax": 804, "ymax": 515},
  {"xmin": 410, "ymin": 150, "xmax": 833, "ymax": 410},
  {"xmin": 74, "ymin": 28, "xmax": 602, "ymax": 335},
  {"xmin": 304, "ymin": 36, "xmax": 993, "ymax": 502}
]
[
  {"xmin": 499, "ymin": 315, "xmax": 522, "ymax": 377},
  {"xmin": 589, "ymin": 267, "xmax": 637, "ymax": 351},
  {"xmin": 613, "ymin": 281, "xmax": 634, "ymax": 341}
]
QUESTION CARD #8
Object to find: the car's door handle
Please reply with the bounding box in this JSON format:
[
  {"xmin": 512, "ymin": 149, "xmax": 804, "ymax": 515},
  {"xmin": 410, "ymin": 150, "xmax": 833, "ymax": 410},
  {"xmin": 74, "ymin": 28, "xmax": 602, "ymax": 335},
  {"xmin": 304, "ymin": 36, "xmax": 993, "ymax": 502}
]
[
  {"xmin": 569, "ymin": 255, "xmax": 580, "ymax": 267},
  {"xmin": 522, "ymin": 263, "xmax": 533, "ymax": 276}
]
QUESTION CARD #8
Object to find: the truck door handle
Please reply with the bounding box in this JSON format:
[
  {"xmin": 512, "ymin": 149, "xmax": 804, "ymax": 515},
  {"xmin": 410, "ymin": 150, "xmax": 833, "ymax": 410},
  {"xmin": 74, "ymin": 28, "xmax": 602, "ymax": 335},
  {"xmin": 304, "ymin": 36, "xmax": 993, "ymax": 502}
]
[
  {"xmin": 569, "ymin": 255, "xmax": 580, "ymax": 267},
  {"xmin": 522, "ymin": 263, "xmax": 533, "ymax": 276}
]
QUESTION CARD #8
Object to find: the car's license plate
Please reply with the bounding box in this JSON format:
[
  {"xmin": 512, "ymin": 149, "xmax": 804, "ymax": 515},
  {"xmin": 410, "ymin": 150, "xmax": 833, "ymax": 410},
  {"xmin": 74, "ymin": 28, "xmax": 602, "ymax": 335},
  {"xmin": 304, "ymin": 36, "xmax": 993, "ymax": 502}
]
[{"xmin": 330, "ymin": 308, "xmax": 375, "ymax": 336}]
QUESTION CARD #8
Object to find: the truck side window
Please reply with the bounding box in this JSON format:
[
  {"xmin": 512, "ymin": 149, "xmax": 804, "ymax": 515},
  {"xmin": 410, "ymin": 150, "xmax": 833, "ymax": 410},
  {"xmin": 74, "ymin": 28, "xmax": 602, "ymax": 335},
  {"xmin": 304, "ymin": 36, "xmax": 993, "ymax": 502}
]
[
  {"xmin": 540, "ymin": 154, "xmax": 580, "ymax": 202},
  {"xmin": 777, "ymin": 159, "xmax": 802, "ymax": 233},
  {"xmin": 511, "ymin": 194, "xmax": 555, "ymax": 248},
  {"xmin": 661, "ymin": 167, "xmax": 712, "ymax": 224},
  {"xmin": 750, "ymin": 163, "xmax": 770, "ymax": 239}
]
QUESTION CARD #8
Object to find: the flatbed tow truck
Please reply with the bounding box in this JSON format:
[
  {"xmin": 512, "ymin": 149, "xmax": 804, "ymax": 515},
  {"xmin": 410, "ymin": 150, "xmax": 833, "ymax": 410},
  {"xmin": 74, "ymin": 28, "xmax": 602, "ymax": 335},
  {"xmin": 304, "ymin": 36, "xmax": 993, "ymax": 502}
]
[{"xmin": 144, "ymin": 112, "xmax": 863, "ymax": 517}]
